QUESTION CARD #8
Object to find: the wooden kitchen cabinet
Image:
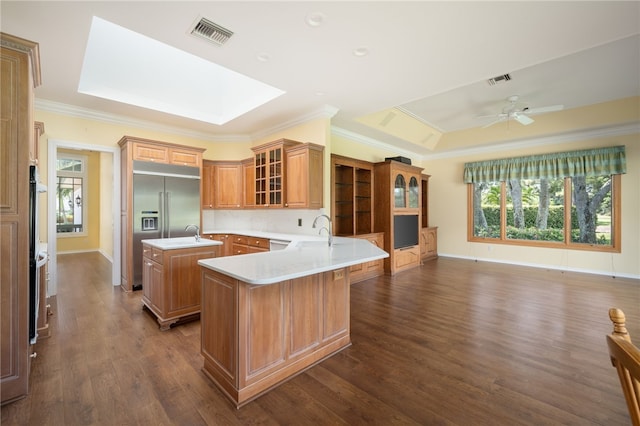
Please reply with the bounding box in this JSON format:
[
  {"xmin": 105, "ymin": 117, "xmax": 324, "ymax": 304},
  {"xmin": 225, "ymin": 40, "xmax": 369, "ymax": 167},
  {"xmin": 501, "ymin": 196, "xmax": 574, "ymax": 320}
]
[
  {"xmin": 284, "ymin": 143, "xmax": 324, "ymax": 209},
  {"xmin": 119, "ymin": 136, "xmax": 205, "ymax": 292},
  {"xmin": 349, "ymin": 233, "xmax": 384, "ymax": 283},
  {"xmin": 374, "ymin": 159, "xmax": 424, "ymax": 275},
  {"xmin": 231, "ymin": 235, "xmax": 269, "ymax": 255},
  {"xmin": 251, "ymin": 139, "xmax": 300, "ymax": 208},
  {"xmin": 131, "ymin": 138, "xmax": 202, "ymax": 166},
  {"xmin": 202, "ymin": 160, "xmax": 214, "ymax": 209},
  {"xmin": 200, "ymin": 266, "xmax": 350, "ymax": 408},
  {"xmin": 141, "ymin": 243, "xmax": 219, "ymax": 330},
  {"xmin": 241, "ymin": 158, "xmax": 255, "ymax": 208},
  {"xmin": 1, "ymin": 33, "xmax": 41, "ymax": 405},
  {"xmin": 213, "ymin": 161, "xmax": 243, "ymax": 208},
  {"xmin": 203, "ymin": 234, "xmax": 232, "ymax": 257}
]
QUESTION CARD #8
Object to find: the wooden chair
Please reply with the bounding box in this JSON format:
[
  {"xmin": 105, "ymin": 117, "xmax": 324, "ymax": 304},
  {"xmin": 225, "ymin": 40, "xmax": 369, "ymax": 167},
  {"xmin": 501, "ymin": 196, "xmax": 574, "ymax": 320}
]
[{"xmin": 607, "ymin": 308, "xmax": 640, "ymax": 426}]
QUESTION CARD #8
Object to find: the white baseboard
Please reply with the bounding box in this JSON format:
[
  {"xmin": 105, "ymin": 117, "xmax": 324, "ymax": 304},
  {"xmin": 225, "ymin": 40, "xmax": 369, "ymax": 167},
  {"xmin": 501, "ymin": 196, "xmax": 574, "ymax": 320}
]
[{"xmin": 438, "ymin": 253, "xmax": 640, "ymax": 280}]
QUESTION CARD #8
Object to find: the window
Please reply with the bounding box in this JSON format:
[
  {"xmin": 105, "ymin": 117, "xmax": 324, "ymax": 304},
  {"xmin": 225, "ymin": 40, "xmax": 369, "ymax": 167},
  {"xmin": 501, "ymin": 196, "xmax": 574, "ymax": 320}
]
[
  {"xmin": 56, "ymin": 154, "xmax": 87, "ymax": 235},
  {"xmin": 465, "ymin": 146, "xmax": 625, "ymax": 252}
]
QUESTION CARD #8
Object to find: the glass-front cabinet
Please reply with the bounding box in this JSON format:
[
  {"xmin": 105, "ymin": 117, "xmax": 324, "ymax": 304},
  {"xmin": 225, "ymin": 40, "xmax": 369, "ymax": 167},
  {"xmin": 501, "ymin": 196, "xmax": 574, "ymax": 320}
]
[
  {"xmin": 408, "ymin": 176, "xmax": 419, "ymax": 208},
  {"xmin": 251, "ymin": 139, "xmax": 298, "ymax": 207},
  {"xmin": 393, "ymin": 173, "xmax": 420, "ymax": 210}
]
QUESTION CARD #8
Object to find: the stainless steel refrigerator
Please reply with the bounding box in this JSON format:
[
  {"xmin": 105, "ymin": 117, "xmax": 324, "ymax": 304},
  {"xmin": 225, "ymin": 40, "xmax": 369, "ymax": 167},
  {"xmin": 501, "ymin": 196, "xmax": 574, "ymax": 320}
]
[{"xmin": 132, "ymin": 161, "xmax": 200, "ymax": 289}]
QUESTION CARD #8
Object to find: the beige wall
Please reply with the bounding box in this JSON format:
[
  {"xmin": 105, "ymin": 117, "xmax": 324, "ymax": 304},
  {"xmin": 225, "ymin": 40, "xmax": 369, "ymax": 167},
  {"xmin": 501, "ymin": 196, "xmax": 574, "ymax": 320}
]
[{"xmin": 422, "ymin": 133, "xmax": 639, "ymax": 278}]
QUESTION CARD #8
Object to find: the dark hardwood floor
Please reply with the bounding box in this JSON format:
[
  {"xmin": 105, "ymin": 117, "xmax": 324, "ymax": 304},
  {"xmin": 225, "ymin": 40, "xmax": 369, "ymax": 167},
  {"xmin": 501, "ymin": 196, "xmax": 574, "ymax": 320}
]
[{"xmin": 2, "ymin": 252, "xmax": 638, "ymax": 425}]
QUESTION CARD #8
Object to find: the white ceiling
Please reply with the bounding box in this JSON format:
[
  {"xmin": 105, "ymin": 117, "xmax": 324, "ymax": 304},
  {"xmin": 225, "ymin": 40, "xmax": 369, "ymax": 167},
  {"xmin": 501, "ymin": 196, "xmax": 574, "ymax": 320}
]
[{"xmin": 2, "ymin": 1, "xmax": 639, "ymax": 156}]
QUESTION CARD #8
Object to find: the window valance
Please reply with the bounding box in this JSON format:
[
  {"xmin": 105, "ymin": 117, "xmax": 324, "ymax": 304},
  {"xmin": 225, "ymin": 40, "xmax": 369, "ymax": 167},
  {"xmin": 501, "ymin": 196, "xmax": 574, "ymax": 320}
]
[{"xmin": 463, "ymin": 145, "xmax": 626, "ymax": 183}]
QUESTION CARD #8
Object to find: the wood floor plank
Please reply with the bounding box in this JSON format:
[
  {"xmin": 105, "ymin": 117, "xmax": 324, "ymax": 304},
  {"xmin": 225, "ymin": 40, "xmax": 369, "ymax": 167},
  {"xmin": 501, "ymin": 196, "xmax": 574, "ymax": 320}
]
[{"xmin": 1, "ymin": 253, "xmax": 638, "ymax": 425}]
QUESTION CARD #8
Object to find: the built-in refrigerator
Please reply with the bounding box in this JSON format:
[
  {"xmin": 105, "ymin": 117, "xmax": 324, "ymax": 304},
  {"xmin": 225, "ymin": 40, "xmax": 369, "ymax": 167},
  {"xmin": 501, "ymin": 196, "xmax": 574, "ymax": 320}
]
[{"xmin": 132, "ymin": 161, "xmax": 200, "ymax": 289}]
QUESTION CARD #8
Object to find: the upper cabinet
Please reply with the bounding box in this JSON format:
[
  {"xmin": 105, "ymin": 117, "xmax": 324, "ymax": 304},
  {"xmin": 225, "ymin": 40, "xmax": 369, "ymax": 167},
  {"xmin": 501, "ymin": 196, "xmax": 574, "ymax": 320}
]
[
  {"xmin": 201, "ymin": 139, "xmax": 324, "ymax": 210},
  {"xmin": 331, "ymin": 154, "xmax": 374, "ymax": 236},
  {"xmin": 212, "ymin": 161, "xmax": 243, "ymax": 209},
  {"xmin": 284, "ymin": 143, "xmax": 323, "ymax": 209},
  {"xmin": 251, "ymin": 139, "xmax": 298, "ymax": 208},
  {"xmin": 393, "ymin": 171, "xmax": 420, "ymax": 210},
  {"xmin": 202, "ymin": 161, "xmax": 214, "ymax": 209},
  {"xmin": 242, "ymin": 158, "xmax": 255, "ymax": 208},
  {"xmin": 130, "ymin": 138, "xmax": 202, "ymax": 167}
]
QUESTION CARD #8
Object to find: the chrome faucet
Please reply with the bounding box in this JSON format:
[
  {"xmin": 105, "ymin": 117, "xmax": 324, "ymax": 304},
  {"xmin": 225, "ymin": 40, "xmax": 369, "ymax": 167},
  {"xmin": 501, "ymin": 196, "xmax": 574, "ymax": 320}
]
[
  {"xmin": 185, "ymin": 224, "xmax": 200, "ymax": 242},
  {"xmin": 312, "ymin": 214, "xmax": 333, "ymax": 247}
]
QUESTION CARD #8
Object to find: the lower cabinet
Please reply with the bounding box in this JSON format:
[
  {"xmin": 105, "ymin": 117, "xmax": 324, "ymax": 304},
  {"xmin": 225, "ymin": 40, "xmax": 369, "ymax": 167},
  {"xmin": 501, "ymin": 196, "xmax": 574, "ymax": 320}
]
[
  {"xmin": 141, "ymin": 243, "xmax": 219, "ymax": 330},
  {"xmin": 350, "ymin": 233, "xmax": 384, "ymax": 284},
  {"xmin": 420, "ymin": 227, "xmax": 438, "ymax": 261},
  {"xmin": 200, "ymin": 267, "xmax": 350, "ymax": 407},
  {"xmin": 394, "ymin": 245, "xmax": 421, "ymax": 273}
]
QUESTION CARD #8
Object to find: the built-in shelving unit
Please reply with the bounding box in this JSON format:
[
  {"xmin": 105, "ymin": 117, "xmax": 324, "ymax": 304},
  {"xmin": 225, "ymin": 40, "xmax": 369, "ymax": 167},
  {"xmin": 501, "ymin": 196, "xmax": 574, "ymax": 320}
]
[{"xmin": 331, "ymin": 154, "xmax": 374, "ymax": 236}]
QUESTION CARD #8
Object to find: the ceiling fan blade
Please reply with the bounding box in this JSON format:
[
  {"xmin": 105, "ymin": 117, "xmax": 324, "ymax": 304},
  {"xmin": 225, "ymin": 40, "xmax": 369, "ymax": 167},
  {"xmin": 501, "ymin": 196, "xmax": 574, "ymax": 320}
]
[
  {"xmin": 482, "ymin": 116, "xmax": 506, "ymax": 128},
  {"xmin": 513, "ymin": 112, "xmax": 534, "ymax": 125},
  {"xmin": 524, "ymin": 104, "xmax": 564, "ymax": 115}
]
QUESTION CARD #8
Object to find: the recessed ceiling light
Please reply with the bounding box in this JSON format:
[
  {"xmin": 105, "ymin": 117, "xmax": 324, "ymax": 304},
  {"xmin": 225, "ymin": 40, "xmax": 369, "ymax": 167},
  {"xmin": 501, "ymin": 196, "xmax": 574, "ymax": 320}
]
[
  {"xmin": 352, "ymin": 47, "xmax": 369, "ymax": 57},
  {"xmin": 305, "ymin": 12, "xmax": 326, "ymax": 27},
  {"xmin": 78, "ymin": 16, "xmax": 284, "ymax": 125}
]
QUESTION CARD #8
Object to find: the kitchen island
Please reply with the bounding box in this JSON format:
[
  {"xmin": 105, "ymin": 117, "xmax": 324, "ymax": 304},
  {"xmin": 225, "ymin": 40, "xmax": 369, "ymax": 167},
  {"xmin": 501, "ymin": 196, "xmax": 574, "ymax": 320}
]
[
  {"xmin": 198, "ymin": 237, "xmax": 388, "ymax": 407},
  {"xmin": 141, "ymin": 237, "xmax": 222, "ymax": 330}
]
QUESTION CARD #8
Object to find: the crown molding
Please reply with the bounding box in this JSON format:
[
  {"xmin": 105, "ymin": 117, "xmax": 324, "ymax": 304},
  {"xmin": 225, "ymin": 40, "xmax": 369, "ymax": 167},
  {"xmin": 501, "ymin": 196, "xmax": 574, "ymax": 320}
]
[
  {"xmin": 330, "ymin": 126, "xmax": 419, "ymax": 159},
  {"xmin": 35, "ymin": 98, "xmax": 251, "ymax": 143},
  {"xmin": 35, "ymin": 99, "xmax": 340, "ymax": 145},
  {"xmin": 420, "ymin": 121, "xmax": 640, "ymax": 161},
  {"xmin": 250, "ymin": 104, "xmax": 339, "ymax": 140}
]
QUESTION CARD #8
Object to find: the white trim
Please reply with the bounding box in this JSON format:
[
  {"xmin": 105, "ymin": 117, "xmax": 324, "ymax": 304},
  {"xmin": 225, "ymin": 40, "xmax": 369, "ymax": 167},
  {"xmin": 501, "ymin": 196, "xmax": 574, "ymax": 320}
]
[
  {"xmin": 48, "ymin": 139, "xmax": 121, "ymax": 296},
  {"xmin": 331, "ymin": 125, "xmax": 418, "ymax": 159},
  {"xmin": 438, "ymin": 253, "xmax": 640, "ymax": 280},
  {"xmin": 421, "ymin": 122, "xmax": 640, "ymax": 161},
  {"xmin": 36, "ymin": 99, "xmax": 339, "ymax": 145}
]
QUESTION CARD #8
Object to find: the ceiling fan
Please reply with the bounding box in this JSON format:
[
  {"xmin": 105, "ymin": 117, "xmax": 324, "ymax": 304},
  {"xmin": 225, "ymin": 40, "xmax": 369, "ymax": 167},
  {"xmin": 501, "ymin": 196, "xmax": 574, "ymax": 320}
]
[{"xmin": 479, "ymin": 95, "xmax": 564, "ymax": 128}]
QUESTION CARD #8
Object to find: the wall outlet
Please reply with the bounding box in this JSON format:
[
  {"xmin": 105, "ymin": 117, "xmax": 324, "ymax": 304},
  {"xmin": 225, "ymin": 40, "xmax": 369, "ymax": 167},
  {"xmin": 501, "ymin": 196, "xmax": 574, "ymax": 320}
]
[{"xmin": 298, "ymin": 218, "xmax": 302, "ymax": 227}]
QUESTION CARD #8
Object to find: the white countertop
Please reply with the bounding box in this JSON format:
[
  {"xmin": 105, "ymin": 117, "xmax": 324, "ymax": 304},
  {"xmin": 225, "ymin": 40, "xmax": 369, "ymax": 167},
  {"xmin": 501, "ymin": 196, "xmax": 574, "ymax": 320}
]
[
  {"xmin": 198, "ymin": 236, "xmax": 389, "ymax": 285},
  {"xmin": 202, "ymin": 229, "xmax": 328, "ymax": 245},
  {"xmin": 142, "ymin": 236, "xmax": 223, "ymax": 250}
]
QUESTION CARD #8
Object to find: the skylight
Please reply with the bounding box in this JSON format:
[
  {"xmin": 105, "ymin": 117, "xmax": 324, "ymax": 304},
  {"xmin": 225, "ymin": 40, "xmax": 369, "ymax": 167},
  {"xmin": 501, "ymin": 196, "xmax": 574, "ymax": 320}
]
[{"xmin": 78, "ymin": 16, "xmax": 284, "ymax": 125}]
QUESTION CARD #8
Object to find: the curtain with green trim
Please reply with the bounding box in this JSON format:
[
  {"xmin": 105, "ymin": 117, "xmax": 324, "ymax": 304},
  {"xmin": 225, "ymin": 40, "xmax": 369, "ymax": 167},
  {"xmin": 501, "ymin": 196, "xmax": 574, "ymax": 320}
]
[{"xmin": 463, "ymin": 145, "xmax": 626, "ymax": 183}]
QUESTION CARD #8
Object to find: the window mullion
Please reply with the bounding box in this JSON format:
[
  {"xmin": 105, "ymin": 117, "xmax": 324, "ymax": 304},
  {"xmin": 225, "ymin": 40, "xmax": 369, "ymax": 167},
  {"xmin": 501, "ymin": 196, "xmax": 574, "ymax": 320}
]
[
  {"xmin": 500, "ymin": 181, "xmax": 507, "ymax": 241},
  {"xmin": 564, "ymin": 177, "xmax": 572, "ymax": 245}
]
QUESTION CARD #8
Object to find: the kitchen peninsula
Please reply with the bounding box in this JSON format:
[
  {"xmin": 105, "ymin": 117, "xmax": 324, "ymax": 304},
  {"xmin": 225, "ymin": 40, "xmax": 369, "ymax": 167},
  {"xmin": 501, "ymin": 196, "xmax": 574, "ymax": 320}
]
[{"xmin": 198, "ymin": 237, "xmax": 388, "ymax": 407}]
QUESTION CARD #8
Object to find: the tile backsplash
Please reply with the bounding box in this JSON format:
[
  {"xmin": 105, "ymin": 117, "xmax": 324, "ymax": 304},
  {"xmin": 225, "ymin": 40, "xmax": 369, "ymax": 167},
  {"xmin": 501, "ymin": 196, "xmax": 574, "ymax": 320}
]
[{"xmin": 202, "ymin": 209, "xmax": 328, "ymax": 236}]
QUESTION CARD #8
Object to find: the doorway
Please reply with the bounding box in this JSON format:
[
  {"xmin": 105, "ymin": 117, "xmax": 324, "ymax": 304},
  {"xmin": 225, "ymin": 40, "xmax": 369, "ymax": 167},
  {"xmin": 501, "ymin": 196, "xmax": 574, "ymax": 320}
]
[{"xmin": 47, "ymin": 139, "xmax": 121, "ymax": 296}]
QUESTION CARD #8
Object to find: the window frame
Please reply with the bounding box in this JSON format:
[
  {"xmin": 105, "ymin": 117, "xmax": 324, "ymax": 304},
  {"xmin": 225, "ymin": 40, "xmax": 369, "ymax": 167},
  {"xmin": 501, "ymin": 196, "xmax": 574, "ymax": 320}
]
[
  {"xmin": 56, "ymin": 153, "xmax": 88, "ymax": 237},
  {"xmin": 467, "ymin": 174, "xmax": 621, "ymax": 253}
]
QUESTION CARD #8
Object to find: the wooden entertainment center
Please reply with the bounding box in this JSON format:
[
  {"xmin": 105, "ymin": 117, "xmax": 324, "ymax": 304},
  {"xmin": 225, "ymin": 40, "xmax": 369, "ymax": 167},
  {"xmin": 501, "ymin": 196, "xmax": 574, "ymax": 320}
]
[{"xmin": 331, "ymin": 154, "xmax": 437, "ymax": 276}]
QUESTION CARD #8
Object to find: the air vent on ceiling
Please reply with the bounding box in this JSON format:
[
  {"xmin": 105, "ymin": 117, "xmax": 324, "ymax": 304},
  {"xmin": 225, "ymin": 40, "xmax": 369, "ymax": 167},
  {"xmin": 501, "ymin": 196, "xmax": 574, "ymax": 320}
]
[
  {"xmin": 190, "ymin": 17, "xmax": 233, "ymax": 45},
  {"xmin": 487, "ymin": 73, "xmax": 512, "ymax": 86}
]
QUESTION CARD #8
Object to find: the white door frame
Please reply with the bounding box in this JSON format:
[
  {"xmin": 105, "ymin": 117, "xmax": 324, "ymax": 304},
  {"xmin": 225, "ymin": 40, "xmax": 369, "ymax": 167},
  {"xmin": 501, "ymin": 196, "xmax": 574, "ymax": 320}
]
[{"xmin": 47, "ymin": 139, "xmax": 121, "ymax": 295}]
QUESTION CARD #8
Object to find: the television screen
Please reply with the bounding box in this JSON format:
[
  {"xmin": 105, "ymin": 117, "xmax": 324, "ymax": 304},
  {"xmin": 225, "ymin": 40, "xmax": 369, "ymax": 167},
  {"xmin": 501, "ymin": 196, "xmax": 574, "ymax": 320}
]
[{"xmin": 393, "ymin": 215, "xmax": 419, "ymax": 249}]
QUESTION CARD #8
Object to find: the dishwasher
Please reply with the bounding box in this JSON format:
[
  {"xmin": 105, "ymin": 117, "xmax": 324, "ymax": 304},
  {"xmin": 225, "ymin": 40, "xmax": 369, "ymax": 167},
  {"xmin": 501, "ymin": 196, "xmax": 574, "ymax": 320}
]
[{"xmin": 269, "ymin": 239, "xmax": 290, "ymax": 251}]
